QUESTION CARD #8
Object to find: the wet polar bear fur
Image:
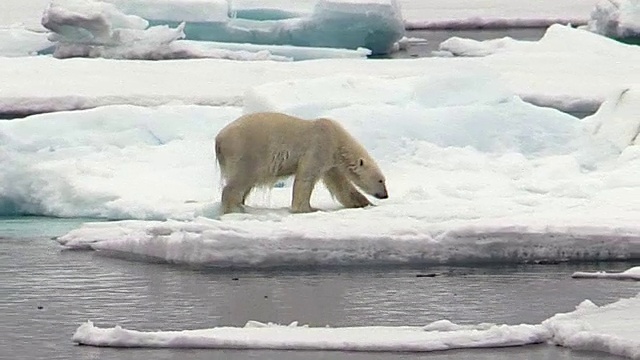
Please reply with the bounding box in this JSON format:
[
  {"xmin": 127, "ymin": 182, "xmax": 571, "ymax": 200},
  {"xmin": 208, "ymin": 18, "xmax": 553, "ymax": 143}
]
[{"xmin": 215, "ymin": 112, "xmax": 388, "ymax": 214}]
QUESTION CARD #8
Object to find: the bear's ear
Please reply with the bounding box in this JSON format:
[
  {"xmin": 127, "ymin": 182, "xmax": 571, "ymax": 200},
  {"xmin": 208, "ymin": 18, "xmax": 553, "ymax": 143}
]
[{"xmin": 359, "ymin": 158, "xmax": 364, "ymax": 167}]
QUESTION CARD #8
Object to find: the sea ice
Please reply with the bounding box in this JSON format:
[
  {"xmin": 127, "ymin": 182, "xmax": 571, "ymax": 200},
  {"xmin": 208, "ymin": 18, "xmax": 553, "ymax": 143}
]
[
  {"xmin": 1, "ymin": 0, "xmax": 602, "ymax": 31},
  {"xmin": 543, "ymin": 292, "xmax": 640, "ymax": 359},
  {"xmin": 1, "ymin": 72, "xmax": 582, "ymax": 218},
  {"xmin": 102, "ymin": 0, "xmax": 230, "ymax": 22},
  {"xmin": 571, "ymin": 266, "xmax": 640, "ymax": 280},
  {"xmin": 40, "ymin": 0, "xmax": 293, "ymax": 60},
  {"xmin": 177, "ymin": 40, "xmax": 371, "ymax": 60},
  {"xmin": 397, "ymin": 0, "xmax": 601, "ymax": 30},
  {"xmin": 71, "ymin": 292, "xmax": 640, "ymax": 359},
  {"xmin": 147, "ymin": 0, "xmax": 406, "ymax": 55},
  {"xmin": 16, "ymin": 76, "xmax": 638, "ymax": 266},
  {"xmin": 71, "ymin": 319, "xmax": 547, "ymax": 350},
  {"xmin": 1, "ymin": 24, "xmax": 637, "ymax": 116},
  {"xmin": 45, "ymin": 0, "xmax": 404, "ymax": 55}
]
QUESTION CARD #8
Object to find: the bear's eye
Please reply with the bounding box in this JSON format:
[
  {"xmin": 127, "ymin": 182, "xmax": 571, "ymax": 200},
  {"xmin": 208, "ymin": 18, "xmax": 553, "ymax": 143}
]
[{"xmin": 378, "ymin": 180, "xmax": 383, "ymax": 184}]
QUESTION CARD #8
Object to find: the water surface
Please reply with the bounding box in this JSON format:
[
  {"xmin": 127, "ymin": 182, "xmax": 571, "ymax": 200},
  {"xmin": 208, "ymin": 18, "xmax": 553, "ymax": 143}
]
[{"xmin": 1, "ymin": 217, "xmax": 638, "ymax": 360}]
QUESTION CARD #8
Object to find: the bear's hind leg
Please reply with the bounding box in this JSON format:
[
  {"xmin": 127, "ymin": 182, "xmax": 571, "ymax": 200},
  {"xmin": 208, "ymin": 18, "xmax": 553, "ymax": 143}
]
[
  {"xmin": 221, "ymin": 181, "xmax": 253, "ymax": 215},
  {"xmin": 322, "ymin": 167, "xmax": 371, "ymax": 209}
]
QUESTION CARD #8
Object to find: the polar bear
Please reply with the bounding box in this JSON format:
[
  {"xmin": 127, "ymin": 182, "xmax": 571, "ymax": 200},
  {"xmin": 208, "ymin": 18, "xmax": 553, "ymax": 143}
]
[{"xmin": 215, "ymin": 112, "xmax": 388, "ymax": 214}]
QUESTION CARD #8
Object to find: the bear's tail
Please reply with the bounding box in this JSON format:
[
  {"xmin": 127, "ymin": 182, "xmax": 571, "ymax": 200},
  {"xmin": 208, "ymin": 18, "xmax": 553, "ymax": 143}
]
[{"xmin": 214, "ymin": 139, "xmax": 229, "ymax": 189}]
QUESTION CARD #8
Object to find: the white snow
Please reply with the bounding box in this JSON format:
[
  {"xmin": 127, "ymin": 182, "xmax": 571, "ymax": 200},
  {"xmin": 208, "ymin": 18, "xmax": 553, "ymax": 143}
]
[
  {"xmin": 572, "ymin": 266, "xmax": 640, "ymax": 280},
  {"xmin": 71, "ymin": 293, "xmax": 640, "ymax": 359},
  {"xmin": 586, "ymin": 0, "xmax": 640, "ymax": 38},
  {"xmin": 1, "ymin": 24, "xmax": 639, "ymax": 115}
]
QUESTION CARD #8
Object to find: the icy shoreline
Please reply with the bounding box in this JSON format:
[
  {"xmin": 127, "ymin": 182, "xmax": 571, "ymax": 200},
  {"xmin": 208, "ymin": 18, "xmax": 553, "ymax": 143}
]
[{"xmin": 56, "ymin": 217, "xmax": 640, "ymax": 268}]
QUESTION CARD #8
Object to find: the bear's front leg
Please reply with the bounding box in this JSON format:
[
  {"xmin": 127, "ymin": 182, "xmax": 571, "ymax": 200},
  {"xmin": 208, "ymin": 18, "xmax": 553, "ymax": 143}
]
[
  {"xmin": 322, "ymin": 167, "xmax": 371, "ymax": 208},
  {"xmin": 291, "ymin": 176, "xmax": 318, "ymax": 213}
]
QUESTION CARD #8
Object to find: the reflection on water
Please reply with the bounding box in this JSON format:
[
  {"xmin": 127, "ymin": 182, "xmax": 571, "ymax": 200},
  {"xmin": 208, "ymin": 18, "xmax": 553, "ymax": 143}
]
[{"xmin": 1, "ymin": 217, "xmax": 638, "ymax": 360}]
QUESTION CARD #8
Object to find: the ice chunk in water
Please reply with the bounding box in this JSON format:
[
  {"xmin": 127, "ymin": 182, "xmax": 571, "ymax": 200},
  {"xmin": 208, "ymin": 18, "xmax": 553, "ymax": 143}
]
[{"xmin": 105, "ymin": 0, "xmax": 405, "ymax": 54}]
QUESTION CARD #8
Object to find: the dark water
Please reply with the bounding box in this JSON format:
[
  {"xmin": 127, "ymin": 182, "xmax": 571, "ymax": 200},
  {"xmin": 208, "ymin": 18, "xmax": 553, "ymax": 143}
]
[
  {"xmin": 389, "ymin": 28, "xmax": 547, "ymax": 59},
  {"xmin": 1, "ymin": 217, "xmax": 638, "ymax": 360}
]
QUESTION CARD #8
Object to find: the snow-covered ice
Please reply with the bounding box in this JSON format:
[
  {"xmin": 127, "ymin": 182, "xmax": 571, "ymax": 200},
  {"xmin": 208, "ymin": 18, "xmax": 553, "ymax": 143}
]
[
  {"xmin": 71, "ymin": 320, "xmax": 547, "ymax": 351},
  {"xmin": 0, "ymin": 0, "xmax": 365, "ymax": 59},
  {"xmin": 174, "ymin": 40, "xmax": 371, "ymax": 61},
  {"xmin": 439, "ymin": 21, "xmax": 640, "ymax": 58},
  {"xmin": 72, "ymin": 292, "xmax": 640, "ymax": 359},
  {"xmin": 7, "ymin": 72, "xmax": 631, "ymax": 266},
  {"xmin": 543, "ymin": 292, "xmax": 640, "ymax": 359},
  {"xmin": 2, "ymin": 72, "xmax": 583, "ymax": 218},
  {"xmin": 0, "ymin": 0, "xmax": 602, "ymax": 30},
  {"xmin": 586, "ymin": 0, "xmax": 640, "ymax": 38},
  {"xmin": 39, "ymin": 0, "xmax": 290, "ymax": 60},
  {"xmin": 41, "ymin": 0, "xmax": 176, "ymax": 56},
  {"xmin": 1, "ymin": 0, "xmax": 638, "ymax": 268},
  {"xmin": 572, "ymin": 266, "xmax": 640, "ymax": 280},
  {"xmin": 398, "ymin": 0, "xmax": 601, "ymax": 30},
  {"xmin": 41, "ymin": 0, "xmax": 404, "ymax": 55},
  {"xmin": 0, "ymin": 0, "xmax": 604, "ymax": 58},
  {"xmin": 1, "ymin": 24, "xmax": 639, "ymax": 116}
]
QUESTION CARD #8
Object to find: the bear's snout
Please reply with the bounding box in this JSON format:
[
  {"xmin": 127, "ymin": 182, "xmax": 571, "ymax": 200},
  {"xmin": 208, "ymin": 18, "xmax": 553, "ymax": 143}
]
[{"xmin": 374, "ymin": 191, "xmax": 388, "ymax": 199}]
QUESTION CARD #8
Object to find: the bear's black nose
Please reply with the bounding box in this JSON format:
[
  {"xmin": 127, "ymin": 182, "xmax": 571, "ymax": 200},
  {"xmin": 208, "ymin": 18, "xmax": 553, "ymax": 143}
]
[{"xmin": 375, "ymin": 192, "xmax": 388, "ymax": 199}]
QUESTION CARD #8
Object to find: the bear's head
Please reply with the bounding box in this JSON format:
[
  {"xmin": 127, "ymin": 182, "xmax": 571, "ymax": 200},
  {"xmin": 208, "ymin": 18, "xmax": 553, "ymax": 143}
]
[{"xmin": 347, "ymin": 157, "xmax": 388, "ymax": 200}]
